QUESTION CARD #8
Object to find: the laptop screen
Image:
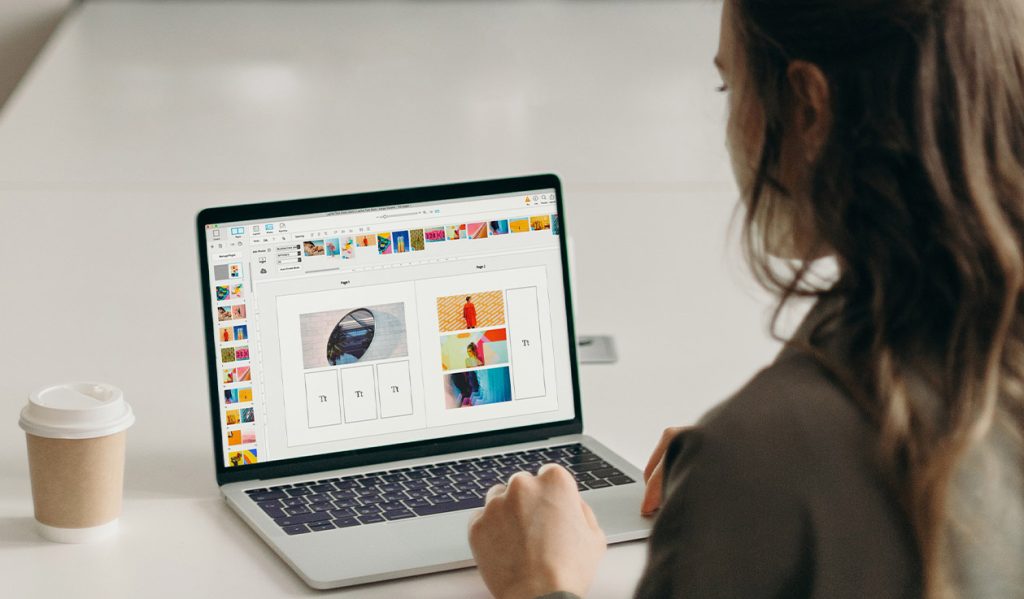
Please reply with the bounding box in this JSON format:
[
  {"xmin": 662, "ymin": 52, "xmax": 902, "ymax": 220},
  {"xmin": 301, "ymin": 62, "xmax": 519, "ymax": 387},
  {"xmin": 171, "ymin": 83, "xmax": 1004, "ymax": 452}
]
[{"xmin": 201, "ymin": 185, "xmax": 575, "ymax": 469}]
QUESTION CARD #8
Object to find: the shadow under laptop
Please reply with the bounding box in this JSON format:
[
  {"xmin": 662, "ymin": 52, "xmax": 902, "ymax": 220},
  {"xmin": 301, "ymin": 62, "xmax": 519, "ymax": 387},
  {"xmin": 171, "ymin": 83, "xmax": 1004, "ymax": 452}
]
[{"xmin": 195, "ymin": 498, "xmax": 492, "ymax": 597}]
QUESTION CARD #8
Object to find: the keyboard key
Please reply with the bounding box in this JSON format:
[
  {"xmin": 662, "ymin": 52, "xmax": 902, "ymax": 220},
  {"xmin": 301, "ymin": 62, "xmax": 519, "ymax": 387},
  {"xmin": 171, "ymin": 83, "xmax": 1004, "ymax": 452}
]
[
  {"xmin": 329, "ymin": 508, "xmax": 356, "ymax": 519},
  {"xmin": 275, "ymin": 512, "xmax": 330, "ymax": 526},
  {"xmin": 569, "ymin": 461, "xmax": 610, "ymax": 473},
  {"xmin": 333, "ymin": 517, "xmax": 360, "ymax": 528},
  {"xmin": 310, "ymin": 484, "xmax": 336, "ymax": 494},
  {"xmin": 332, "ymin": 498, "xmax": 359, "ymax": 508},
  {"xmin": 282, "ymin": 497, "xmax": 308, "ymax": 507},
  {"xmin": 381, "ymin": 473, "xmax": 408, "ymax": 483},
  {"xmin": 585, "ymin": 479, "xmax": 612, "ymax": 489},
  {"xmin": 404, "ymin": 498, "xmax": 431, "ymax": 508},
  {"xmin": 355, "ymin": 505, "xmax": 382, "ymax": 515},
  {"xmin": 311, "ymin": 504, "xmax": 334, "ymax": 513},
  {"xmin": 607, "ymin": 476, "xmax": 635, "ymax": 485},
  {"xmin": 260, "ymin": 505, "xmax": 286, "ymax": 519},
  {"xmin": 453, "ymin": 491, "xmax": 480, "ymax": 501},
  {"xmin": 573, "ymin": 471, "xmax": 595, "ymax": 482},
  {"xmin": 330, "ymin": 489, "xmax": 356, "ymax": 500},
  {"xmin": 412, "ymin": 497, "xmax": 484, "ymax": 516},
  {"xmin": 309, "ymin": 521, "xmax": 335, "ymax": 532},
  {"xmin": 565, "ymin": 454, "xmax": 602, "ymax": 465},
  {"xmin": 308, "ymin": 494, "xmax": 331, "ymax": 504},
  {"xmin": 283, "ymin": 524, "xmax": 310, "ymax": 535},
  {"xmin": 284, "ymin": 506, "xmax": 311, "ymax": 516},
  {"xmin": 245, "ymin": 488, "xmax": 269, "ymax": 495},
  {"xmin": 591, "ymin": 468, "xmax": 624, "ymax": 479},
  {"xmin": 383, "ymin": 509, "xmax": 416, "ymax": 521},
  {"xmin": 380, "ymin": 502, "xmax": 407, "ymax": 512},
  {"xmin": 250, "ymin": 491, "xmax": 286, "ymax": 502},
  {"xmin": 356, "ymin": 514, "xmax": 385, "ymax": 525},
  {"xmin": 285, "ymin": 487, "xmax": 312, "ymax": 497}
]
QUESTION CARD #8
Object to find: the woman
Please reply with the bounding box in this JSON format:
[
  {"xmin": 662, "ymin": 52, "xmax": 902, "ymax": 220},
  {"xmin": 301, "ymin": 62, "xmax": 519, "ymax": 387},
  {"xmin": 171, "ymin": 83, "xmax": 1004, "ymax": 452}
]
[
  {"xmin": 467, "ymin": 342, "xmax": 484, "ymax": 368},
  {"xmin": 469, "ymin": 0, "xmax": 1024, "ymax": 597}
]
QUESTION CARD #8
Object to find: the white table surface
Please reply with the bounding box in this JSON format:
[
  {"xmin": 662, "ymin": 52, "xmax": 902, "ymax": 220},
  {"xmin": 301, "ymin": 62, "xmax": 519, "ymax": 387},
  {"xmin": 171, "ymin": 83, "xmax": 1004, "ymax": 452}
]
[{"xmin": 0, "ymin": 1, "xmax": 796, "ymax": 597}]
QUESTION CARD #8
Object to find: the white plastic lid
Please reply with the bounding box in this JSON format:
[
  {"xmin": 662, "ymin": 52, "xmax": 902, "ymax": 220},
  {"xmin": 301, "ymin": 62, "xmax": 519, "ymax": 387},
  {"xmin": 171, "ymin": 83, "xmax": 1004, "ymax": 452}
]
[{"xmin": 19, "ymin": 382, "xmax": 134, "ymax": 439}]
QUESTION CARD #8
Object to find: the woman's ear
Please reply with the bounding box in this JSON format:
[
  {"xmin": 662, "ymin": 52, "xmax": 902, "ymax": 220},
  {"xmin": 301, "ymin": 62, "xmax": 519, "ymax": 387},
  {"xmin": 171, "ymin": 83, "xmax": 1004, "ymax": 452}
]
[{"xmin": 786, "ymin": 60, "xmax": 832, "ymax": 161}]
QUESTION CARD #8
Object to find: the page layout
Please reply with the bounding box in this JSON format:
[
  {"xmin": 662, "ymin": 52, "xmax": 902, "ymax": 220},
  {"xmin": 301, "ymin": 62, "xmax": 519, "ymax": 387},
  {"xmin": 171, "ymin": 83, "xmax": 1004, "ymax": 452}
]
[{"xmin": 203, "ymin": 189, "xmax": 572, "ymax": 467}]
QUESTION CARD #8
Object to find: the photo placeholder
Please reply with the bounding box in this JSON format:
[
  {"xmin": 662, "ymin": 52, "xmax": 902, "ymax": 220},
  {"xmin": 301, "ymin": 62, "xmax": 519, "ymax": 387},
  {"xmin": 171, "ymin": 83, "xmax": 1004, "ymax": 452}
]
[
  {"xmin": 342, "ymin": 366, "xmax": 378, "ymax": 423},
  {"xmin": 304, "ymin": 370, "xmax": 342, "ymax": 427},
  {"xmin": 376, "ymin": 361, "xmax": 413, "ymax": 418},
  {"xmin": 506, "ymin": 287, "xmax": 546, "ymax": 399}
]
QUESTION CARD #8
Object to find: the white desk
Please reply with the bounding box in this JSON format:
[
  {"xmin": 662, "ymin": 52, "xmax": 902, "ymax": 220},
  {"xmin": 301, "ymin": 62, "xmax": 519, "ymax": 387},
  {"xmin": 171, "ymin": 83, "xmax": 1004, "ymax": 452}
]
[{"xmin": 0, "ymin": 2, "xmax": 787, "ymax": 597}]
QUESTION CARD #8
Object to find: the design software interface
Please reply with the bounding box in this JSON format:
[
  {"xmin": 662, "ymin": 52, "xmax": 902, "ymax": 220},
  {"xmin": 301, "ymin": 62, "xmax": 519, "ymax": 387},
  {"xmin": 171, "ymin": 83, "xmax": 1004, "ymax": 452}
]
[{"xmin": 204, "ymin": 189, "xmax": 574, "ymax": 468}]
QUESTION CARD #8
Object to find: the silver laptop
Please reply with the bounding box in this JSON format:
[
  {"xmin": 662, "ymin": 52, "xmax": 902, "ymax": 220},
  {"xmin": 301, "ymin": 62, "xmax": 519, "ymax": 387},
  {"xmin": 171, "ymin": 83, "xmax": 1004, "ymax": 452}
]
[{"xmin": 196, "ymin": 174, "xmax": 651, "ymax": 589}]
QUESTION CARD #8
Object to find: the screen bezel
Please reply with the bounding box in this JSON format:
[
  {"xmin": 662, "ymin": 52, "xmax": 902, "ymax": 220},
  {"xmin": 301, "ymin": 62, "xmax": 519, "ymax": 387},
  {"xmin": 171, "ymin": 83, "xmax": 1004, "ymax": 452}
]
[{"xmin": 196, "ymin": 174, "xmax": 582, "ymax": 486}]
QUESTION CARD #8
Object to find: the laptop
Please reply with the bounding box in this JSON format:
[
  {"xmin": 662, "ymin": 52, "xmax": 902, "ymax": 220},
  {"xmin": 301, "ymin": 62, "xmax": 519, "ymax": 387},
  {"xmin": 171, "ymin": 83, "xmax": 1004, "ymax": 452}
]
[{"xmin": 196, "ymin": 174, "xmax": 651, "ymax": 589}]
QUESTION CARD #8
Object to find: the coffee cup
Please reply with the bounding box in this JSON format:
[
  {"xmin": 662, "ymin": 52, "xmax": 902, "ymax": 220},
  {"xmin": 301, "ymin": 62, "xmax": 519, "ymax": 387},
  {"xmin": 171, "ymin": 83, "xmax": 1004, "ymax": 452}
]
[{"xmin": 18, "ymin": 382, "xmax": 134, "ymax": 543}]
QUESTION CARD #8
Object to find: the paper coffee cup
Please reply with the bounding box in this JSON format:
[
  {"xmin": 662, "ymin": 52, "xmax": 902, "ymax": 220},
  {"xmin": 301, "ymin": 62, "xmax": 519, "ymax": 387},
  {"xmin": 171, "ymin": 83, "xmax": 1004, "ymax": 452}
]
[{"xmin": 19, "ymin": 382, "xmax": 134, "ymax": 543}]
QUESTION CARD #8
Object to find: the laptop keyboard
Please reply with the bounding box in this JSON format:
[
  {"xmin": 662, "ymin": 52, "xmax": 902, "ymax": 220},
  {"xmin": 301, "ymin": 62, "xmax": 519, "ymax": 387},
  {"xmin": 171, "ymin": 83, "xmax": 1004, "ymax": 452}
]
[{"xmin": 244, "ymin": 443, "xmax": 635, "ymax": 535}]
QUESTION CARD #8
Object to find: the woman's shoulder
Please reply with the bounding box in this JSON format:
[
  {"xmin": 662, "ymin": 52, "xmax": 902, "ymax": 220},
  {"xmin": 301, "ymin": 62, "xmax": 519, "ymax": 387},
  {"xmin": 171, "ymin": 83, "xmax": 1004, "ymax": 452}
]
[{"xmin": 682, "ymin": 348, "xmax": 880, "ymax": 492}]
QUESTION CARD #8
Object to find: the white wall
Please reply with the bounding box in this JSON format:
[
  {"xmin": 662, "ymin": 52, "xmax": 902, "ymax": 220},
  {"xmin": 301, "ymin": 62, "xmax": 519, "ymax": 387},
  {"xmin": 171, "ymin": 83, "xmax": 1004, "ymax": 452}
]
[{"xmin": 0, "ymin": 0, "xmax": 73, "ymax": 110}]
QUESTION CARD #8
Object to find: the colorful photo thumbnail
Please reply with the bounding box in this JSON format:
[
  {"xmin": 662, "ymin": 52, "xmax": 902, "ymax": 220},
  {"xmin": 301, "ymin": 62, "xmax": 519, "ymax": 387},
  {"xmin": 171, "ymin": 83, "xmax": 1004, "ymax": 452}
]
[
  {"xmin": 530, "ymin": 215, "xmax": 551, "ymax": 231},
  {"xmin": 510, "ymin": 218, "xmax": 530, "ymax": 233},
  {"xmin": 443, "ymin": 366, "xmax": 512, "ymax": 409},
  {"xmin": 221, "ymin": 347, "xmax": 236, "ymax": 363},
  {"xmin": 392, "ymin": 230, "xmax": 411, "ymax": 253},
  {"xmin": 377, "ymin": 233, "xmax": 393, "ymax": 255},
  {"xmin": 467, "ymin": 222, "xmax": 488, "ymax": 239},
  {"xmin": 241, "ymin": 407, "xmax": 255, "ymax": 423},
  {"xmin": 488, "ymin": 220, "xmax": 510, "ymax": 236},
  {"xmin": 233, "ymin": 325, "xmax": 248, "ymax": 341},
  {"xmin": 325, "ymin": 237, "xmax": 341, "ymax": 257},
  {"xmin": 227, "ymin": 430, "xmax": 241, "ymax": 446},
  {"xmin": 436, "ymin": 290, "xmax": 506, "ymax": 333},
  {"xmin": 303, "ymin": 240, "xmax": 326, "ymax": 256},
  {"xmin": 439, "ymin": 328, "xmax": 509, "ymax": 371},
  {"xmin": 231, "ymin": 305, "xmax": 246, "ymax": 320},
  {"xmin": 552, "ymin": 214, "xmax": 560, "ymax": 235},
  {"xmin": 229, "ymin": 448, "xmax": 258, "ymax": 467},
  {"xmin": 446, "ymin": 224, "xmax": 466, "ymax": 240},
  {"xmin": 216, "ymin": 285, "xmax": 230, "ymax": 301},
  {"xmin": 356, "ymin": 233, "xmax": 375, "ymax": 247},
  {"xmin": 425, "ymin": 227, "xmax": 446, "ymax": 243},
  {"xmin": 341, "ymin": 237, "xmax": 355, "ymax": 259},
  {"xmin": 410, "ymin": 229, "xmax": 425, "ymax": 251},
  {"xmin": 226, "ymin": 409, "xmax": 240, "ymax": 425}
]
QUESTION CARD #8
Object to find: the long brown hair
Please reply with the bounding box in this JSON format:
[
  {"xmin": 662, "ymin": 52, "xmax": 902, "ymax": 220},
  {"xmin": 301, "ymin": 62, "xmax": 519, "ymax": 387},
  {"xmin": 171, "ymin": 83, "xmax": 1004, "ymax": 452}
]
[{"xmin": 731, "ymin": 0, "xmax": 1024, "ymax": 596}]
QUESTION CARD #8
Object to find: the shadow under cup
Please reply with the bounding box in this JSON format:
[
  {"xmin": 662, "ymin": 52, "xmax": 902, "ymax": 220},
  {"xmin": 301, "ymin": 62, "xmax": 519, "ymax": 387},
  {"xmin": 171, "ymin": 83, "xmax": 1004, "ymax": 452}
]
[{"xmin": 19, "ymin": 383, "xmax": 134, "ymax": 543}]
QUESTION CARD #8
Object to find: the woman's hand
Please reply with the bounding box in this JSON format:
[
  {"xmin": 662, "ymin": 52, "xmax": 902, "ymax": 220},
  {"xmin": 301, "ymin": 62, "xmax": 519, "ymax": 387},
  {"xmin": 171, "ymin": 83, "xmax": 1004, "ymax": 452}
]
[
  {"xmin": 641, "ymin": 427, "xmax": 688, "ymax": 516},
  {"xmin": 469, "ymin": 464, "xmax": 606, "ymax": 599}
]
